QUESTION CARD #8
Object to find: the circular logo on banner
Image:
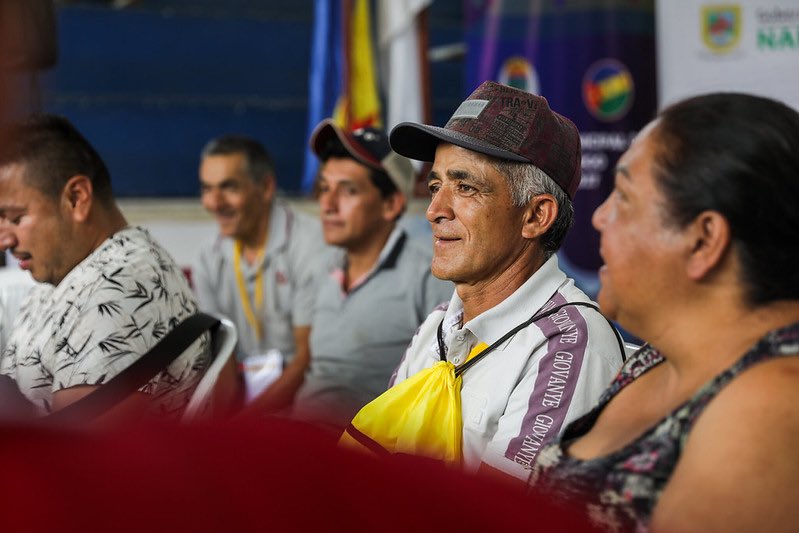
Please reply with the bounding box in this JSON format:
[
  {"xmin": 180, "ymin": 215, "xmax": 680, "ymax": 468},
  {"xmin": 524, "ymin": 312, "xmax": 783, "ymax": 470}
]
[
  {"xmin": 498, "ymin": 56, "xmax": 540, "ymax": 95},
  {"xmin": 582, "ymin": 59, "xmax": 634, "ymax": 122}
]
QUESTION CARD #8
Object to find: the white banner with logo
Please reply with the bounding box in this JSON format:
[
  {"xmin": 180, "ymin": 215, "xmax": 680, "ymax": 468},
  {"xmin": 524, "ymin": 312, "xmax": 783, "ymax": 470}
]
[{"xmin": 657, "ymin": 0, "xmax": 799, "ymax": 111}]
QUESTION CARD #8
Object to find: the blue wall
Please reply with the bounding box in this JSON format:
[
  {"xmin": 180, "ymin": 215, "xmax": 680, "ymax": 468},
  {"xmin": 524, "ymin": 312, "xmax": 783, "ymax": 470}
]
[
  {"xmin": 38, "ymin": 2, "xmax": 465, "ymax": 198},
  {"xmin": 42, "ymin": 5, "xmax": 313, "ymax": 197}
]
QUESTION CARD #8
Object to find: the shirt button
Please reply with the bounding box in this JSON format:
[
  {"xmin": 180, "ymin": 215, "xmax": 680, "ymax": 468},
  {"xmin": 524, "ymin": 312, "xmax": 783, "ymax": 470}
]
[{"xmin": 453, "ymin": 357, "xmax": 461, "ymax": 364}]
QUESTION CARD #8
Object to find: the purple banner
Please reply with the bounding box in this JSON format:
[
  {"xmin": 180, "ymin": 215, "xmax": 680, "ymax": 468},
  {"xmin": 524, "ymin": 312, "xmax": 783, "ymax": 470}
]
[{"xmin": 464, "ymin": 0, "xmax": 656, "ymax": 295}]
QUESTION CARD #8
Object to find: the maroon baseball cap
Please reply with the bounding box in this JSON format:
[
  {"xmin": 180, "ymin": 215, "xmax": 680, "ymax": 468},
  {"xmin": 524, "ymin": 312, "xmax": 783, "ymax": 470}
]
[
  {"xmin": 389, "ymin": 81, "xmax": 582, "ymax": 199},
  {"xmin": 310, "ymin": 119, "xmax": 415, "ymax": 196}
]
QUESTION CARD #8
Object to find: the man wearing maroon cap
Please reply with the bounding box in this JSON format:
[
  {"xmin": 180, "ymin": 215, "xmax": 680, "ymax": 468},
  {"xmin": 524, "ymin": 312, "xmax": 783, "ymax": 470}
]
[
  {"xmin": 291, "ymin": 120, "xmax": 452, "ymax": 428},
  {"xmin": 386, "ymin": 81, "xmax": 624, "ymax": 480}
]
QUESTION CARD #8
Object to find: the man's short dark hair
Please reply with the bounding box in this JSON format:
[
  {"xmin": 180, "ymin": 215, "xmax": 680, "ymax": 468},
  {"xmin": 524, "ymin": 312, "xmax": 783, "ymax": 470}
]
[
  {"xmin": 0, "ymin": 113, "xmax": 114, "ymax": 205},
  {"xmin": 200, "ymin": 135, "xmax": 275, "ymax": 185}
]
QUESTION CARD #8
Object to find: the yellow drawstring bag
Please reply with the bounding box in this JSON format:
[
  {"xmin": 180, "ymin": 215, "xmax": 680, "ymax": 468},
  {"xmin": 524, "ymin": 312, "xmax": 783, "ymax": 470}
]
[
  {"xmin": 338, "ymin": 301, "xmax": 623, "ymax": 464},
  {"xmin": 339, "ymin": 342, "xmax": 488, "ymax": 464}
]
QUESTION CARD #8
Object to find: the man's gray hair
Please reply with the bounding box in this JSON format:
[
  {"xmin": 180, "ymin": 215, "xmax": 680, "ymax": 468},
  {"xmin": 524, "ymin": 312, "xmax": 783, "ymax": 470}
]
[
  {"xmin": 200, "ymin": 135, "xmax": 275, "ymax": 185},
  {"xmin": 491, "ymin": 159, "xmax": 575, "ymax": 258}
]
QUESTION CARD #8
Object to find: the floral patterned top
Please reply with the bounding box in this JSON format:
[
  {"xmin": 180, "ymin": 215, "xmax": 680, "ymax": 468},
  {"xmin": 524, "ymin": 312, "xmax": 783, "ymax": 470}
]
[{"xmin": 528, "ymin": 322, "xmax": 799, "ymax": 532}]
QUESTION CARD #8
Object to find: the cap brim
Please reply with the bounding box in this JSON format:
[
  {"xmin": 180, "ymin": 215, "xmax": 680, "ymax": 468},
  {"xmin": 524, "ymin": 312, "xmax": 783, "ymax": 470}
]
[
  {"xmin": 310, "ymin": 119, "xmax": 382, "ymax": 170},
  {"xmin": 310, "ymin": 119, "xmax": 415, "ymax": 196},
  {"xmin": 389, "ymin": 122, "xmax": 530, "ymax": 164}
]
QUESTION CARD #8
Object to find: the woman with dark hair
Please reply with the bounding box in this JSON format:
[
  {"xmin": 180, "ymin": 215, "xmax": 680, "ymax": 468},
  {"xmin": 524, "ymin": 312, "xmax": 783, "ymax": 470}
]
[{"xmin": 528, "ymin": 92, "xmax": 799, "ymax": 532}]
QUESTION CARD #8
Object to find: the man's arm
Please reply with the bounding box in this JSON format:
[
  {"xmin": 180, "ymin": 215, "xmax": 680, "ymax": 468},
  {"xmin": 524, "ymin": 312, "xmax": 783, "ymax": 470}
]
[
  {"xmin": 52, "ymin": 386, "xmax": 150, "ymax": 427},
  {"xmin": 0, "ymin": 375, "xmax": 35, "ymax": 420},
  {"xmin": 238, "ymin": 325, "xmax": 310, "ymax": 415}
]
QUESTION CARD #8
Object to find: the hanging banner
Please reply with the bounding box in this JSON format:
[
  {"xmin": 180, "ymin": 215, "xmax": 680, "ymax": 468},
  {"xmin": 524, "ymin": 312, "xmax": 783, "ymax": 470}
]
[
  {"xmin": 302, "ymin": 0, "xmax": 383, "ymax": 193},
  {"xmin": 377, "ymin": 0, "xmax": 433, "ymax": 132},
  {"xmin": 465, "ymin": 0, "xmax": 656, "ymax": 295},
  {"xmin": 336, "ymin": 0, "xmax": 383, "ymax": 129},
  {"xmin": 657, "ymin": 0, "xmax": 799, "ymax": 111}
]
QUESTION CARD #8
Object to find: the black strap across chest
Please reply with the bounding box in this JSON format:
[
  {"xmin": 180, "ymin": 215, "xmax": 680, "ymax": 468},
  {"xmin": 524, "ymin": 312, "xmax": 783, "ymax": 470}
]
[
  {"xmin": 48, "ymin": 312, "xmax": 220, "ymax": 425},
  {"xmin": 436, "ymin": 301, "xmax": 625, "ymax": 378}
]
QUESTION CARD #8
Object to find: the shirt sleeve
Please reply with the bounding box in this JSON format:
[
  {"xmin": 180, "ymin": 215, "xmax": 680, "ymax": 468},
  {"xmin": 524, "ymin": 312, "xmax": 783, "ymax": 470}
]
[
  {"xmin": 289, "ymin": 223, "xmax": 328, "ymax": 328},
  {"xmin": 0, "ymin": 284, "xmax": 50, "ymax": 378},
  {"xmin": 50, "ymin": 264, "xmax": 202, "ymax": 395},
  {"xmin": 192, "ymin": 244, "xmax": 221, "ymax": 315},
  {"xmin": 0, "ymin": 271, "xmax": 36, "ymax": 354},
  {"xmin": 480, "ymin": 306, "xmax": 622, "ymax": 480}
]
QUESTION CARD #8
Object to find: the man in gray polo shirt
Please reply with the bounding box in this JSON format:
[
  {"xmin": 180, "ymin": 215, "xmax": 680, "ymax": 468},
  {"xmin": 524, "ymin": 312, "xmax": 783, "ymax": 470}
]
[
  {"xmin": 193, "ymin": 136, "xmax": 325, "ymax": 412},
  {"xmin": 291, "ymin": 120, "xmax": 452, "ymax": 428}
]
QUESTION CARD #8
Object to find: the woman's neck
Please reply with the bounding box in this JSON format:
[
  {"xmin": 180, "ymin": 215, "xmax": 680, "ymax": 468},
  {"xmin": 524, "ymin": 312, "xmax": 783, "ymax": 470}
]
[{"xmin": 650, "ymin": 298, "xmax": 799, "ymax": 384}]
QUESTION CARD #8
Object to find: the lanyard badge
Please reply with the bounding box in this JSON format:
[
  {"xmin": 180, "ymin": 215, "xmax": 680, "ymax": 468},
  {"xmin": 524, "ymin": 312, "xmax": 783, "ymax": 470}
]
[{"xmin": 233, "ymin": 240, "xmax": 265, "ymax": 341}]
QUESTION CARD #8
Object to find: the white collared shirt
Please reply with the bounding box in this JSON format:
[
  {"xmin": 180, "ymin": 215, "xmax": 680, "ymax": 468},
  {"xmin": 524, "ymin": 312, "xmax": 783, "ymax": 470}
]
[{"xmin": 390, "ymin": 255, "xmax": 623, "ymax": 479}]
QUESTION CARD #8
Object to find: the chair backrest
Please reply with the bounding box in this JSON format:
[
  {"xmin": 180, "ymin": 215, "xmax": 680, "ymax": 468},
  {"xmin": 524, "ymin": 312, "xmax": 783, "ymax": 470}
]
[{"xmin": 182, "ymin": 315, "xmax": 237, "ymax": 422}]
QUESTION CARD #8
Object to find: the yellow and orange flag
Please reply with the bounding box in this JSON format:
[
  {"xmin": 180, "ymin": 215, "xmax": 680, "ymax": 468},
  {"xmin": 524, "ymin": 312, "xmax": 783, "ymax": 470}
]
[{"xmin": 333, "ymin": 0, "xmax": 382, "ymax": 130}]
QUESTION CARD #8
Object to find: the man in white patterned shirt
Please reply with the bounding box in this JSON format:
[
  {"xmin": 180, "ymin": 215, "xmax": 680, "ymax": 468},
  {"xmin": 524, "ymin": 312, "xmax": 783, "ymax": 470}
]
[{"xmin": 0, "ymin": 114, "xmax": 209, "ymax": 421}]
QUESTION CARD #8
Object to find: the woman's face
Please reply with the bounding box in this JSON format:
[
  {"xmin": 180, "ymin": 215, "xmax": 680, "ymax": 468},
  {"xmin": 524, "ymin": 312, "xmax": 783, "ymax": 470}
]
[{"xmin": 591, "ymin": 123, "xmax": 689, "ymax": 339}]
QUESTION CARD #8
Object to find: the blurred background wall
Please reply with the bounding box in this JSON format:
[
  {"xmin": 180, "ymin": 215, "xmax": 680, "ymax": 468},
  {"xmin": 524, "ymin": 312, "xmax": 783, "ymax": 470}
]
[
  {"xmin": 19, "ymin": 1, "xmax": 464, "ymax": 197},
  {"xmin": 3, "ymin": 0, "xmax": 798, "ymax": 290}
]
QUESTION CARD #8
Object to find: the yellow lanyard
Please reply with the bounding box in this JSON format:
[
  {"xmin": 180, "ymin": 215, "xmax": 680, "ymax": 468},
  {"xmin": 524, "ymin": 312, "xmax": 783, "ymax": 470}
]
[{"xmin": 233, "ymin": 240, "xmax": 265, "ymax": 341}]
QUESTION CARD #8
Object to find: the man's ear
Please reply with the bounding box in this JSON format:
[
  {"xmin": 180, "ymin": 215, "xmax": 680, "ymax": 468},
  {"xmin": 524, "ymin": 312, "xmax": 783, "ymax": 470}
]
[
  {"xmin": 261, "ymin": 173, "xmax": 276, "ymax": 204},
  {"xmin": 61, "ymin": 175, "xmax": 93, "ymax": 222},
  {"xmin": 381, "ymin": 191, "xmax": 406, "ymax": 222},
  {"xmin": 684, "ymin": 210, "xmax": 731, "ymax": 281},
  {"xmin": 521, "ymin": 194, "xmax": 558, "ymax": 240}
]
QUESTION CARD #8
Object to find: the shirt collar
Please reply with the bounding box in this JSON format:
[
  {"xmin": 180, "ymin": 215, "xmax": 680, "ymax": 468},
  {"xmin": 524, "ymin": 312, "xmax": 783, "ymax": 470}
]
[
  {"xmin": 441, "ymin": 255, "xmax": 567, "ymax": 347},
  {"xmin": 222, "ymin": 201, "xmax": 292, "ymax": 272},
  {"xmin": 264, "ymin": 200, "xmax": 292, "ymax": 257},
  {"xmin": 373, "ymin": 226, "xmax": 406, "ymax": 270},
  {"xmin": 332, "ymin": 226, "xmax": 406, "ymax": 294}
]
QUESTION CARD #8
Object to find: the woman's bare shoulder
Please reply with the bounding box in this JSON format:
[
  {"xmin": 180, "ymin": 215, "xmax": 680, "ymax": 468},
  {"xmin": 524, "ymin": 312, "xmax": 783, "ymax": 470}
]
[{"xmin": 650, "ymin": 352, "xmax": 799, "ymax": 532}]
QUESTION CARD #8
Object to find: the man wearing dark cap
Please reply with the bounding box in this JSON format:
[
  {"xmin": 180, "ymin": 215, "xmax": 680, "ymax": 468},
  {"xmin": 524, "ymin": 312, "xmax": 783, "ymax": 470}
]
[
  {"xmin": 291, "ymin": 120, "xmax": 452, "ymax": 428},
  {"xmin": 387, "ymin": 81, "xmax": 623, "ymax": 480}
]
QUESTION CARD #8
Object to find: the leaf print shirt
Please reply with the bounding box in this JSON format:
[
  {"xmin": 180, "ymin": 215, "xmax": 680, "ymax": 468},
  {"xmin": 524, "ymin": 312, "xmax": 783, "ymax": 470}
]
[{"xmin": 0, "ymin": 227, "xmax": 210, "ymax": 418}]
